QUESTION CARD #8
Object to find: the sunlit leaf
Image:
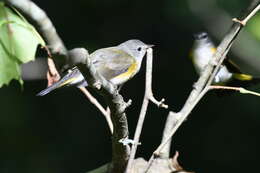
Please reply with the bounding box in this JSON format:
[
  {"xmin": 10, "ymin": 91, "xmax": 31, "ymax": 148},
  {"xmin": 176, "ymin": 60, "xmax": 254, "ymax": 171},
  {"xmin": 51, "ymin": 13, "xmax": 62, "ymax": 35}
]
[{"xmin": 0, "ymin": 2, "xmax": 45, "ymax": 87}]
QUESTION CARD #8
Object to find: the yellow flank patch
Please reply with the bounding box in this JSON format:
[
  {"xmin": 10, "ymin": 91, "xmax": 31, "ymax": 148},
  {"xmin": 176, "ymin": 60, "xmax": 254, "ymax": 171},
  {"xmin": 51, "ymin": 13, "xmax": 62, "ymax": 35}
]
[
  {"xmin": 233, "ymin": 73, "xmax": 253, "ymax": 81},
  {"xmin": 58, "ymin": 77, "xmax": 76, "ymax": 87},
  {"xmin": 210, "ymin": 47, "xmax": 216, "ymax": 53},
  {"xmin": 113, "ymin": 62, "xmax": 138, "ymax": 80}
]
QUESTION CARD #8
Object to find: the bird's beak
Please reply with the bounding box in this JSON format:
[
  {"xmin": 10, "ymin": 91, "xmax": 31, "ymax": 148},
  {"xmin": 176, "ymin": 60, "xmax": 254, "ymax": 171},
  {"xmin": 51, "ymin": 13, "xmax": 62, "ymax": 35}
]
[{"xmin": 146, "ymin": 44, "xmax": 155, "ymax": 48}]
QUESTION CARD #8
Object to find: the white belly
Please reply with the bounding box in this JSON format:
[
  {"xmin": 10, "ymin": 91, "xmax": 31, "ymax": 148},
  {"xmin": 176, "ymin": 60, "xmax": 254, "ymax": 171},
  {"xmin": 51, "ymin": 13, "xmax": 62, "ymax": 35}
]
[
  {"xmin": 193, "ymin": 46, "xmax": 213, "ymax": 75},
  {"xmin": 193, "ymin": 46, "xmax": 233, "ymax": 84}
]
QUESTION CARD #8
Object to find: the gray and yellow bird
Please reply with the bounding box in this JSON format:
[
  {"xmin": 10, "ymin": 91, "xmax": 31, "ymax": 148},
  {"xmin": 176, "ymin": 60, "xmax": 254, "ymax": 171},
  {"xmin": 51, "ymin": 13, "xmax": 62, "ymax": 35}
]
[
  {"xmin": 37, "ymin": 39, "xmax": 153, "ymax": 96},
  {"xmin": 190, "ymin": 32, "xmax": 260, "ymax": 87}
]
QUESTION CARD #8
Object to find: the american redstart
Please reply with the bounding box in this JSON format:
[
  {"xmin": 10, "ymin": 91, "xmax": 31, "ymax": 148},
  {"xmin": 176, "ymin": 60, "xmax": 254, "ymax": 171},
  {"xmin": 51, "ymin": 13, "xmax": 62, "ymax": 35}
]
[
  {"xmin": 190, "ymin": 32, "xmax": 260, "ymax": 87},
  {"xmin": 37, "ymin": 39, "xmax": 153, "ymax": 96}
]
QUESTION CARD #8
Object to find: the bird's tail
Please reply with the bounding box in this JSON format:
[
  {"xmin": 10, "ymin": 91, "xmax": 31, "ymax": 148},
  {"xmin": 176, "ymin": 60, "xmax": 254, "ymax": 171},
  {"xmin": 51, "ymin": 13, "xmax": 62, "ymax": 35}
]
[
  {"xmin": 232, "ymin": 73, "xmax": 260, "ymax": 87},
  {"xmin": 37, "ymin": 68, "xmax": 84, "ymax": 96},
  {"xmin": 36, "ymin": 81, "xmax": 64, "ymax": 96}
]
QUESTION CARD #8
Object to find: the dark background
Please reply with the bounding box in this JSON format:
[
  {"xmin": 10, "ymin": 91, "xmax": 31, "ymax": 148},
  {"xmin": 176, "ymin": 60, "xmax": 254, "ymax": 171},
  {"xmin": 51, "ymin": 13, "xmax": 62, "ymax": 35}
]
[{"xmin": 0, "ymin": 0, "xmax": 260, "ymax": 173}]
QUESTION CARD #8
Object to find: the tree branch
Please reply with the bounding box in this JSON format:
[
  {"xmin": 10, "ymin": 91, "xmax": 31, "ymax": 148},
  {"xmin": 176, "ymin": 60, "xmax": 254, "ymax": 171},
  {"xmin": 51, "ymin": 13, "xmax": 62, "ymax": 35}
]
[
  {"xmin": 68, "ymin": 48, "xmax": 130, "ymax": 173},
  {"xmin": 158, "ymin": 111, "xmax": 180, "ymax": 158},
  {"xmin": 125, "ymin": 48, "xmax": 168, "ymax": 173},
  {"xmin": 145, "ymin": 0, "xmax": 260, "ymax": 172},
  {"xmin": 188, "ymin": 0, "xmax": 260, "ymax": 75},
  {"xmin": 209, "ymin": 85, "xmax": 260, "ymax": 97}
]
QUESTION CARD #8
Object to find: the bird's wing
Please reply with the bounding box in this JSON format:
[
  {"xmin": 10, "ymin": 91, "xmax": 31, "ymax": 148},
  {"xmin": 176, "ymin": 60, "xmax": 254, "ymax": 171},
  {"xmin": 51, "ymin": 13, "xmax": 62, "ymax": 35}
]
[
  {"xmin": 211, "ymin": 48, "xmax": 242, "ymax": 73},
  {"xmin": 210, "ymin": 47, "xmax": 242, "ymax": 73},
  {"xmin": 223, "ymin": 59, "xmax": 242, "ymax": 73},
  {"xmin": 90, "ymin": 47, "xmax": 136, "ymax": 80}
]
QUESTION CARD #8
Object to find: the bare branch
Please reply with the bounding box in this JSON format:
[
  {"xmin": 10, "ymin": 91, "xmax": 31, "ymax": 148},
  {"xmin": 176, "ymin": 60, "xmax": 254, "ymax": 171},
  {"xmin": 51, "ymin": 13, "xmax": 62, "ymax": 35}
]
[
  {"xmin": 126, "ymin": 98, "xmax": 149, "ymax": 173},
  {"xmin": 145, "ymin": 1, "xmax": 260, "ymax": 172},
  {"xmin": 240, "ymin": 3, "xmax": 260, "ymax": 25},
  {"xmin": 209, "ymin": 85, "xmax": 260, "ymax": 97},
  {"xmin": 68, "ymin": 48, "xmax": 130, "ymax": 173},
  {"xmin": 125, "ymin": 48, "xmax": 167, "ymax": 173},
  {"xmin": 171, "ymin": 151, "xmax": 183, "ymax": 171},
  {"xmin": 145, "ymin": 48, "xmax": 168, "ymax": 109},
  {"xmin": 159, "ymin": 111, "xmax": 180, "ymax": 158},
  {"xmin": 43, "ymin": 46, "xmax": 61, "ymax": 85},
  {"xmin": 46, "ymin": 58, "xmax": 60, "ymax": 86},
  {"xmin": 169, "ymin": 151, "xmax": 195, "ymax": 173}
]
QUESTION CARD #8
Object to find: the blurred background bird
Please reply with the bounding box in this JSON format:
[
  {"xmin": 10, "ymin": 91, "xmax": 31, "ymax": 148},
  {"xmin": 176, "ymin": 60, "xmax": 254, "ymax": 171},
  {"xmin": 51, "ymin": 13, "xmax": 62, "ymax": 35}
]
[{"xmin": 190, "ymin": 32, "xmax": 260, "ymax": 88}]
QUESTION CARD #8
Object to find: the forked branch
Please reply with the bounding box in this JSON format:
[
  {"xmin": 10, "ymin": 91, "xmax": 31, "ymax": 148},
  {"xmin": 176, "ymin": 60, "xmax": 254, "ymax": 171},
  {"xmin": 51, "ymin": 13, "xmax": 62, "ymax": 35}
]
[
  {"xmin": 145, "ymin": 1, "xmax": 260, "ymax": 172},
  {"xmin": 125, "ymin": 48, "xmax": 168, "ymax": 173}
]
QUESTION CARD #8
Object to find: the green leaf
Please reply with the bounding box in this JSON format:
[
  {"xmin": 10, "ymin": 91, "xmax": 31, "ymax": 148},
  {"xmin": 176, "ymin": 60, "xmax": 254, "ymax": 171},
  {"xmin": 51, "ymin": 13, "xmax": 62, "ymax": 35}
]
[{"xmin": 0, "ymin": 2, "xmax": 45, "ymax": 87}]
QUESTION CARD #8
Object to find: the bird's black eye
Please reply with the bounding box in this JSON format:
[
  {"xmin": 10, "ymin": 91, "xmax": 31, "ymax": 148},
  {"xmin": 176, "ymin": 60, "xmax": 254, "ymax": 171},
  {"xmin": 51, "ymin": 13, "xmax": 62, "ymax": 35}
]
[
  {"xmin": 201, "ymin": 33, "xmax": 207, "ymax": 39},
  {"xmin": 194, "ymin": 32, "xmax": 208, "ymax": 40},
  {"xmin": 137, "ymin": 47, "xmax": 142, "ymax": 51}
]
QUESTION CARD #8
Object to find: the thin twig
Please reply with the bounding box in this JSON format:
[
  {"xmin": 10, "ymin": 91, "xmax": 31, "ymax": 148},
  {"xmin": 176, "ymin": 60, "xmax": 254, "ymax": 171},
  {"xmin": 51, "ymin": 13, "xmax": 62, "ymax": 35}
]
[
  {"xmin": 233, "ymin": 4, "xmax": 260, "ymax": 26},
  {"xmin": 209, "ymin": 85, "xmax": 260, "ymax": 96},
  {"xmin": 243, "ymin": 3, "xmax": 260, "ymax": 24},
  {"xmin": 145, "ymin": 48, "xmax": 168, "ymax": 109},
  {"xmin": 79, "ymin": 87, "xmax": 113, "ymax": 133},
  {"xmin": 47, "ymin": 58, "xmax": 60, "ymax": 86},
  {"xmin": 42, "ymin": 46, "xmax": 60, "ymax": 85},
  {"xmin": 144, "ymin": 48, "xmax": 168, "ymax": 109}
]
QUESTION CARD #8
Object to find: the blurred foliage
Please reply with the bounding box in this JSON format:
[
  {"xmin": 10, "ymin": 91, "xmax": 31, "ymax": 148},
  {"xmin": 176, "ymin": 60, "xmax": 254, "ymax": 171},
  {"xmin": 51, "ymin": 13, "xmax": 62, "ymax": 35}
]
[
  {"xmin": 0, "ymin": 0, "xmax": 260, "ymax": 173},
  {"xmin": 247, "ymin": 13, "xmax": 260, "ymax": 41},
  {"xmin": 0, "ymin": 2, "xmax": 45, "ymax": 87},
  {"xmin": 217, "ymin": 0, "xmax": 248, "ymax": 14}
]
